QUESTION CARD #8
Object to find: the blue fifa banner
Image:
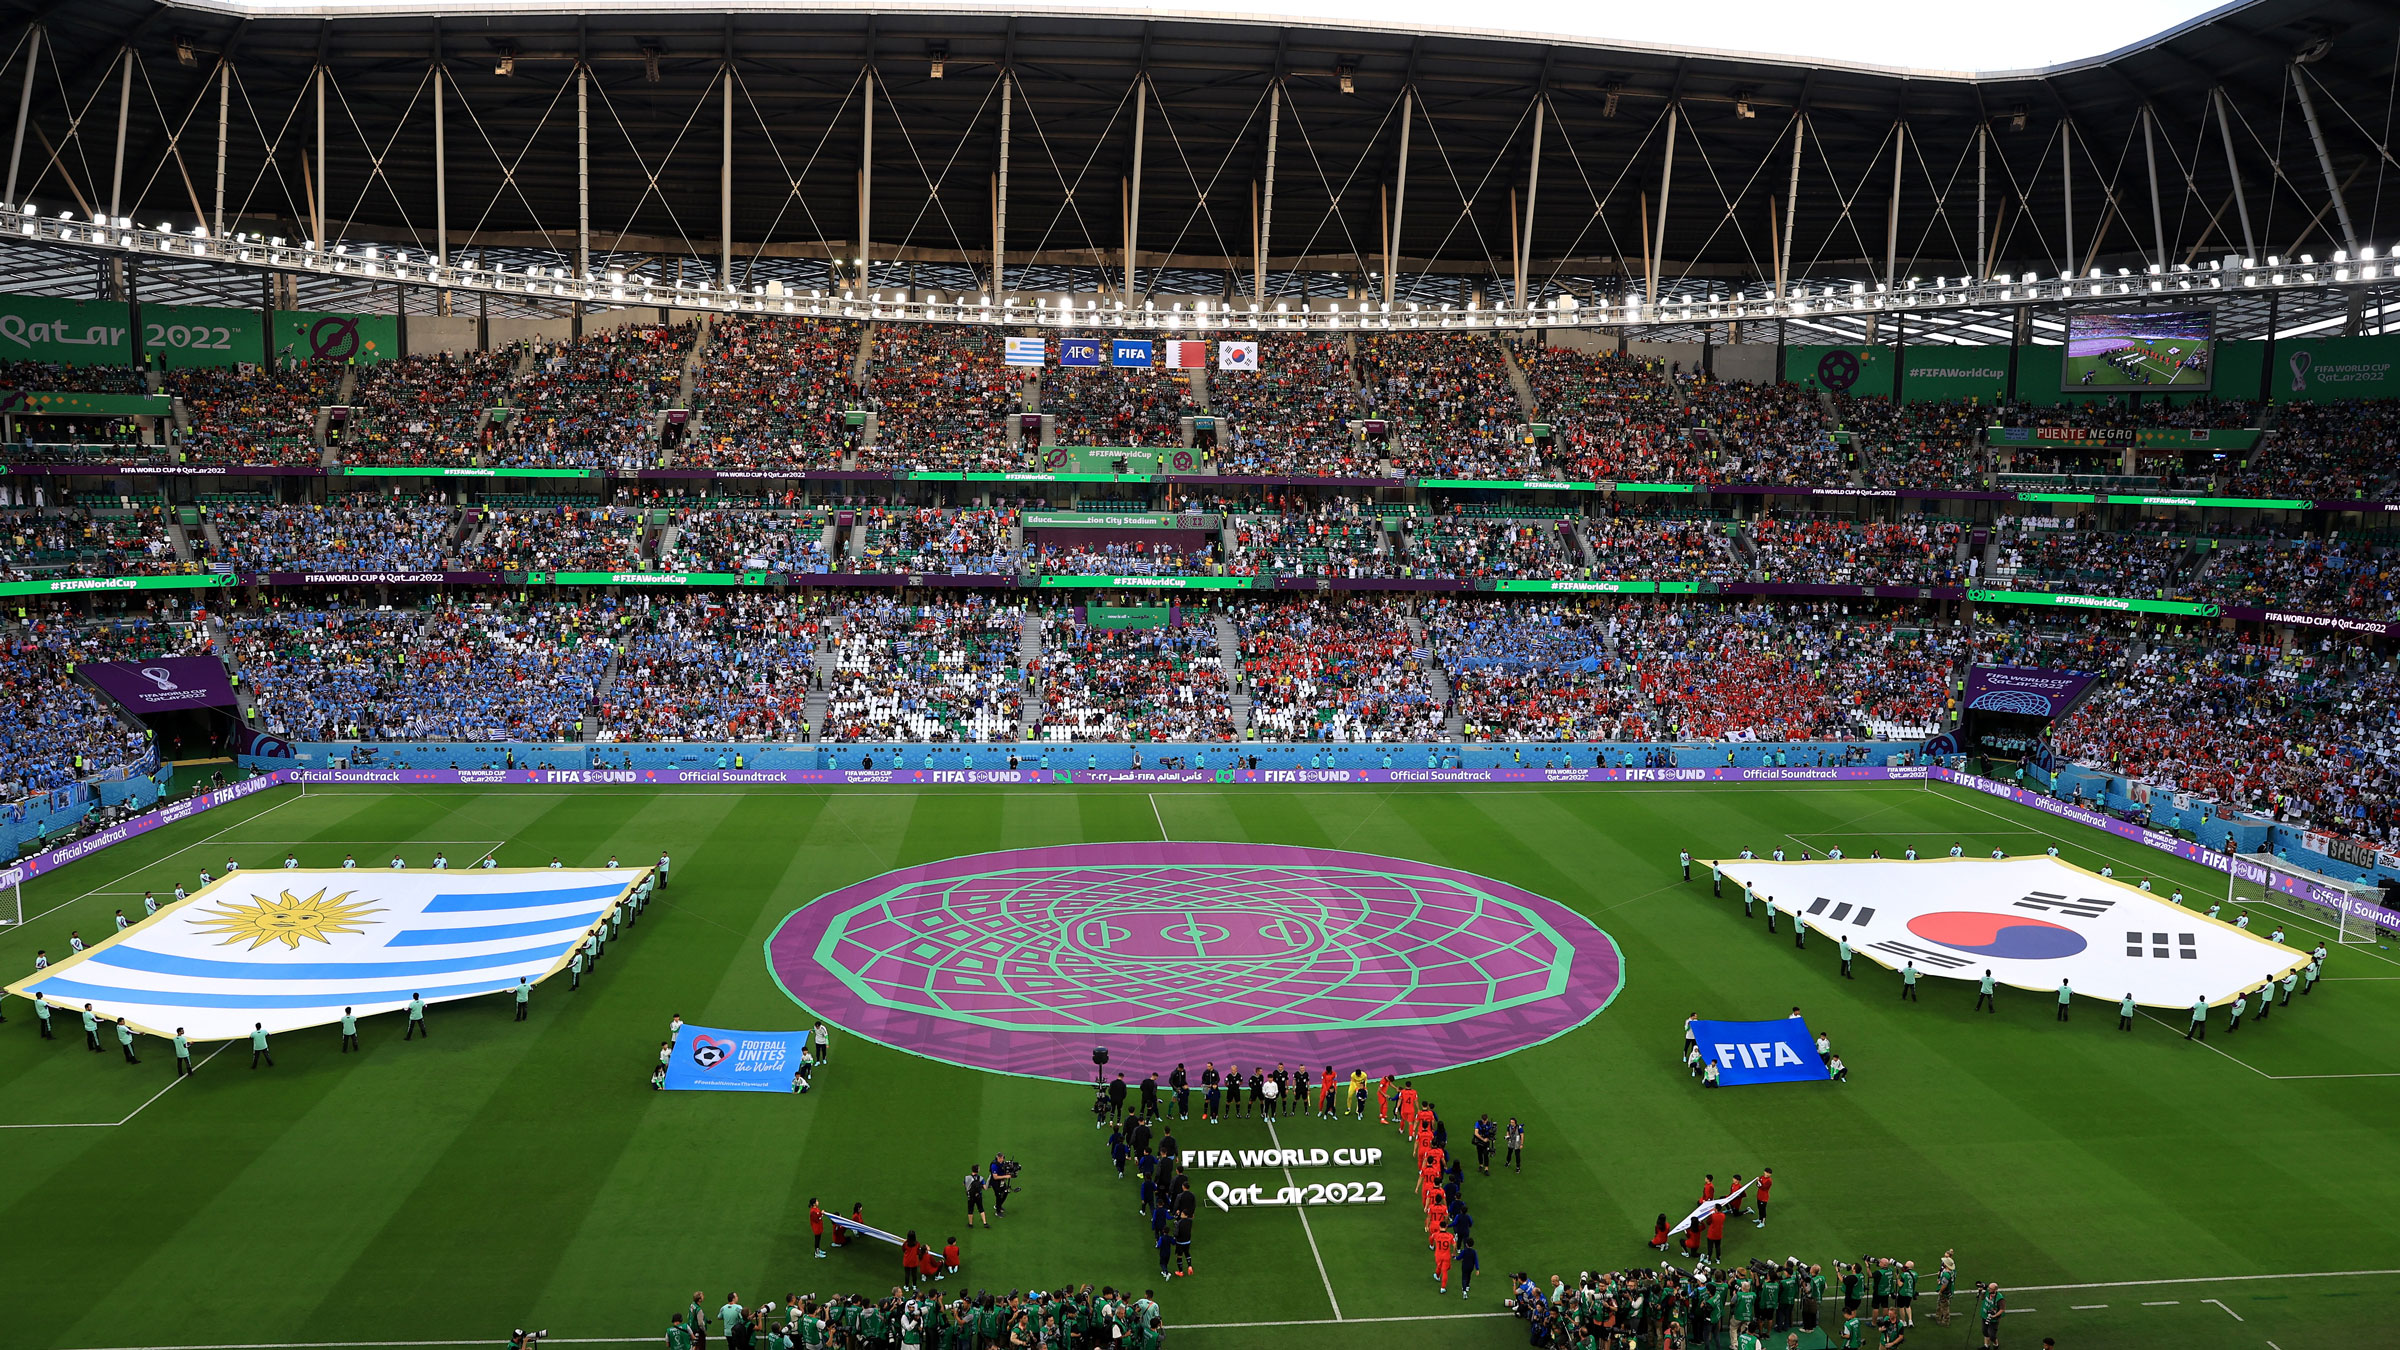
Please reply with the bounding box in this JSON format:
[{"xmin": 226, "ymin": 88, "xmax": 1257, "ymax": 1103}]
[
  {"xmin": 1693, "ymin": 1018, "xmax": 1830, "ymax": 1086},
  {"xmin": 1004, "ymin": 336, "xmax": 1046, "ymax": 367},
  {"xmin": 1059, "ymin": 338, "xmax": 1104, "ymax": 367},
  {"xmin": 1112, "ymin": 338, "xmax": 1154, "ymax": 368},
  {"xmin": 662, "ymin": 1023, "xmax": 809, "ymax": 1092}
]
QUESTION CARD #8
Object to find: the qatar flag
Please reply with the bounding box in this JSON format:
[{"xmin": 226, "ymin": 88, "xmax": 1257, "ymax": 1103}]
[{"xmin": 1163, "ymin": 339, "xmax": 1209, "ymax": 368}]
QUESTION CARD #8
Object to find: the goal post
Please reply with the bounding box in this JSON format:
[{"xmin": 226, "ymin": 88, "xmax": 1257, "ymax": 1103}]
[{"xmin": 2226, "ymin": 851, "xmax": 2390, "ymax": 947}]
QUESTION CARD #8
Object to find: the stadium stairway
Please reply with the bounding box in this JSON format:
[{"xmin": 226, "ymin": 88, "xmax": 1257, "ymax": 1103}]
[
  {"xmin": 163, "ymin": 509, "xmax": 198, "ymax": 566},
  {"xmin": 1210, "ymin": 612, "xmax": 1252, "ymax": 739},
  {"xmin": 585, "ymin": 646, "xmax": 622, "ymax": 741},
  {"xmin": 1564, "ymin": 518, "xmax": 1600, "ymax": 570},
  {"xmin": 1017, "ymin": 612, "xmax": 1048, "ymax": 741},
  {"xmin": 1403, "ymin": 613, "xmax": 1462, "ymax": 739},
  {"xmin": 196, "ymin": 508, "xmax": 228, "ymax": 562},
  {"xmin": 853, "ymin": 322, "xmax": 879, "ymax": 383},
  {"xmin": 677, "ymin": 319, "xmax": 711, "ymax": 408},
  {"xmin": 1496, "ymin": 338, "xmax": 1539, "ymax": 419}
]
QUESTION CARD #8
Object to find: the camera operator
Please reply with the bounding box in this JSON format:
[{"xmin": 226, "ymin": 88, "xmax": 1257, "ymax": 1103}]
[{"xmin": 988, "ymin": 1151, "xmax": 1020, "ymax": 1217}]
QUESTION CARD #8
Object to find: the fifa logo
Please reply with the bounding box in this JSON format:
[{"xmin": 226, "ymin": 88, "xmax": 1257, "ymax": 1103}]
[
  {"xmin": 139, "ymin": 666, "xmax": 179, "ymax": 691},
  {"xmin": 2289, "ymin": 350, "xmax": 2313, "ymax": 392}
]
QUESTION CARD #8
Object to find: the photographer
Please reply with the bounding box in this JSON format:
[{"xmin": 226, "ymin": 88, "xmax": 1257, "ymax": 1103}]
[{"xmin": 988, "ymin": 1152, "xmax": 1020, "ymax": 1217}]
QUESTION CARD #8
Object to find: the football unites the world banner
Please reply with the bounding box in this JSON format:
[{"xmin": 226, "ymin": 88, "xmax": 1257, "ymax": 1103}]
[
  {"xmin": 1709, "ymin": 856, "xmax": 2309, "ymax": 1007},
  {"xmin": 660, "ymin": 1022, "xmax": 812, "ymax": 1093},
  {"xmin": 1, "ymin": 867, "xmax": 648, "ymax": 1040}
]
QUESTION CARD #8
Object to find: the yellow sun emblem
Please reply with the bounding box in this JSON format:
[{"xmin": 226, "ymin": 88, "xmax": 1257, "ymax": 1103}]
[{"xmin": 192, "ymin": 889, "xmax": 385, "ymax": 951}]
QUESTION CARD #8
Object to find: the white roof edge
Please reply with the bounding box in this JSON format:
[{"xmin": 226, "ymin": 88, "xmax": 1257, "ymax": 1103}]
[{"xmin": 152, "ymin": 0, "xmax": 2263, "ymax": 83}]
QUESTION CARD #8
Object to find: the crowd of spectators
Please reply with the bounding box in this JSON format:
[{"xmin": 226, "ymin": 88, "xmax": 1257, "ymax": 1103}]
[
  {"xmin": 0, "ymin": 505, "xmax": 188, "ymax": 578},
  {"xmin": 1031, "ymin": 540, "xmax": 1213, "ymax": 576},
  {"xmin": 1042, "ymin": 345, "xmax": 1194, "ymax": 447},
  {"xmin": 1835, "ymin": 395, "xmax": 1992, "ymax": 489},
  {"xmin": 1391, "ymin": 513, "xmax": 1584, "ymax": 580},
  {"xmin": 1746, "ymin": 515, "xmax": 1971, "ymax": 586},
  {"xmin": 471, "ymin": 503, "xmax": 650, "ymax": 573},
  {"xmin": 1207, "ymin": 335, "xmax": 1374, "ymax": 476},
  {"xmin": 169, "ymin": 361, "xmax": 341, "ymax": 466},
  {"xmin": 860, "ymin": 326, "xmax": 1022, "ymax": 472},
  {"xmin": 348, "ymin": 347, "xmax": 525, "ymax": 467},
  {"xmin": 501, "ymin": 324, "xmax": 694, "ymax": 471},
  {"xmin": 662, "ymin": 504, "xmax": 832, "ymax": 574},
  {"xmin": 1226, "ymin": 503, "xmax": 1393, "ymax": 577},
  {"xmin": 1583, "ymin": 514, "xmax": 1742, "ymax": 582},
  {"xmin": 2226, "ymin": 399, "xmax": 2400, "ymax": 498},
  {"xmin": 820, "ymin": 597, "xmax": 1024, "ymax": 742},
  {"xmin": 2203, "ymin": 531, "xmax": 2400, "ymax": 621},
  {"xmin": 1987, "ymin": 517, "xmax": 2196, "ymax": 596},
  {"xmin": 0, "ymin": 359, "xmax": 147, "ymax": 393},
  {"xmin": 846, "ymin": 507, "xmax": 1020, "ymax": 575},
  {"xmin": 1236, "ymin": 596, "xmax": 1445, "ymax": 740},
  {"xmin": 1356, "ymin": 334, "xmax": 1524, "ymax": 478},
  {"xmin": 684, "ymin": 316, "xmax": 861, "ymax": 470},
  {"xmin": 595, "ymin": 595, "xmax": 820, "ymax": 741},
  {"xmin": 1615, "ymin": 602, "xmax": 1913, "ymax": 741},
  {"xmin": 226, "ymin": 601, "xmax": 612, "ymax": 741},
  {"xmin": 1683, "ymin": 377, "xmax": 1846, "ymax": 485},
  {"xmin": 1515, "ymin": 345, "xmax": 1708, "ymax": 482},
  {"xmin": 209, "ymin": 494, "xmax": 464, "ymax": 573},
  {"xmin": 0, "ymin": 613, "xmax": 179, "ymax": 800},
  {"xmin": 1035, "ymin": 617, "xmax": 1235, "ymax": 741},
  {"xmin": 1430, "ymin": 598, "xmax": 1642, "ymax": 741}
]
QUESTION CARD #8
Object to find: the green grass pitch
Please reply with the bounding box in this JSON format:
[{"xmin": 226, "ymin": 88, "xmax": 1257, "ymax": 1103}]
[{"xmin": 3, "ymin": 781, "xmax": 2395, "ymax": 1350}]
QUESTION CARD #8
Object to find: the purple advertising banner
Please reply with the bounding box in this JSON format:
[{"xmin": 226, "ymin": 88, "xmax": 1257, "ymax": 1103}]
[
  {"xmin": 77, "ymin": 655, "xmax": 240, "ymax": 712},
  {"xmin": 4, "ymin": 463, "xmax": 327, "ymax": 477},
  {"xmin": 1958, "ymin": 664, "xmax": 2105, "ymax": 718},
  {"xmin": 2221, "ymin": 606, "xmax": 2394, "ymax": 637},
  {"xmin": 243, "ymin": 571, "xmax": 504, "ymax": 586}
]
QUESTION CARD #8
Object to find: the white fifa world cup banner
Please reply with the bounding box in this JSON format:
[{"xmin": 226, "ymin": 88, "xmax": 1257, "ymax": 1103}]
[
  {"xmin": 3, "ymin": 867, "xmax": 647, "ymax": 1039},
  {"xmin": 1708, "ymin": 857, "xmax": 2307, "ymax": 1007}
]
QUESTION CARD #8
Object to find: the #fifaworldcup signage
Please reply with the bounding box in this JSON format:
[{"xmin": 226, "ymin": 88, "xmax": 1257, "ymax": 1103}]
[
  {"xmin": 1709, "ymin": 856, "xmax": 2308, "ymax": 1007},
  {"xmin": 765, "ymin": 841, "xmax": 1623, "ymax": 1080}
]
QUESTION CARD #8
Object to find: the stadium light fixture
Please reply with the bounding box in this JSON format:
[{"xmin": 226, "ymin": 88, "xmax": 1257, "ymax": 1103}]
[
  {"xmin": 1337, "ymin": 61, "xmax": 1357, "ymax": 95},
  {"xmin": 176, "ymin": 40, "xmax": 198, "ymax": 68},
  {"xmin": 495, "ymin": 45, "xmax": 516, "ymax": 77},
  {"xmin": 1601, "ymin": 84, "xmax": 1621, "ymax": 118},
  {"xmin": 1734, "ymin": 96, "xmax": 1755, "ymax": 120},
  {"xmin": 641, "ymin": 44, "xmax": 661, "ymax": 82},
  {"xmin": 929, "ymin": 45, "xmax": 947, "ymax": 79}
]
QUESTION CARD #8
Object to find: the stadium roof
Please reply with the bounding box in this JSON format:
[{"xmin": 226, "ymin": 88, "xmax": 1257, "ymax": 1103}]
[{"xmin": 0, "ymin": 0, "xmax": 2394, "ymax": 315}]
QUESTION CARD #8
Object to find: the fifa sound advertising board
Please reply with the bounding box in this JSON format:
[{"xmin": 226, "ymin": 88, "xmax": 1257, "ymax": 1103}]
[{"xmin": 1710, "ymin": 856, "xmax": 2307, "ymax": 1006}]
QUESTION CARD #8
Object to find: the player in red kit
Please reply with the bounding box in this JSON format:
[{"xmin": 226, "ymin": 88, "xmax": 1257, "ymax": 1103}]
[
  {"xmin": 1755, "ymin": 1168, "xmax": 1774, "ymax": 1228},
  {"xmin": 1433, "ymin": 1226, "xmax": 1456, "ymax": 1292},
  {"xmin": 1318, "ymin": 1066, "xmax": 1337, "ymax": 1119},
  {"xmin": 1398, "ymin": 1081, "xmax": 1419, "ymax": 1136},
  {"xmin": 1377, "ymin": 1074, "xmax": 1395, "ymax": 1124}
]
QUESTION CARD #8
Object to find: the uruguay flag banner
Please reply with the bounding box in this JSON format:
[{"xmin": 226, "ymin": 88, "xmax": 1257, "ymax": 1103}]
[
  {"xmin": 2, "ymin": 867, "xmax": 646, "ymax": 1040},
  {"xmin": 1692, "ymin": 1017, "xmax": 1829, "ymax": 1087},
  {"xmin": 662, "ymin": 1023, "xmax": 810, "ymax": 1093},
  {"xmin": 1003, "ymin": 336, "xmax": 1046, "ymax": 367}
]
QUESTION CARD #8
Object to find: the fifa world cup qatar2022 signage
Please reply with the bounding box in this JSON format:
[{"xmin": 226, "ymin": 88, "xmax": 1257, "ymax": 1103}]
[{"xmin": 76, "ymin": 656, "xmax": 241, "ymax": 711}]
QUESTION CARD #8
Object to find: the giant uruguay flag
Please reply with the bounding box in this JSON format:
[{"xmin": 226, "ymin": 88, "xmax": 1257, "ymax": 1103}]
[
  {"xmin": 1709, "ymin": 856, "xmax": 2307, "ymax": 1007},
  {"xmin": 3, "ymin": 867, "xmax": 647, "ymax": 1040}
]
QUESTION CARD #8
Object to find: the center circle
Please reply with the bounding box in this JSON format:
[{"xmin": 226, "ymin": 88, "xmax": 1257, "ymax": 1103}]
[{"xmin": 764, "ymin": 841, "xmax": 1624, "ymax": 1080}]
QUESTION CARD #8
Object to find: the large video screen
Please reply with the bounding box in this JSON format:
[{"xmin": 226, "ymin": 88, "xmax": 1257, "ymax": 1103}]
[{"xmin": 2062, "ymin": 310, "xmax": 2214, "ymax": 390}]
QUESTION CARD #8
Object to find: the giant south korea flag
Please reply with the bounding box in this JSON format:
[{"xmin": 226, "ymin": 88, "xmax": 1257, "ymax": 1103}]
[
  {"xmin": 3, "ymin": 868, "xmax": 647, "ymax": 1040},
  {"xmin": 1709, "ymin": 856, "xmax": 2307, "ymax": 1007}
]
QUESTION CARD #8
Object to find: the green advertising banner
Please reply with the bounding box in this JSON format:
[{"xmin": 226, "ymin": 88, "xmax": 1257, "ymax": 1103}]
[
  {"xmin": 0, "ymin": 294, "xmax": 132, "ymax": 365},
  {"xmin": 1022, "ymin": 511, "xmax": 1185, "ymax": 528},
  {"xmin": 941, "ymin": 471, "xmax": 1154, "ymax": 484},
  {"xmin": 273, "ymin": 309, "xmax": 399, "ymax": 366},
  {"xmin": 1419, "ymin": 478, "xmax": 1601, "ymax": 491},
  {"xmin": 0, "ymin": 573, "xmax": 234, "ymax": 597},
  {"xmin": 142, "ymin": 304, "xmax": 264, "ymax": 368},
  {"xmin": 2, "ymin": 391, "xmax": 172, "ymax": 417},
  {"xmin": 530, "ymin": 571, "xmax": 770, "ymax": 586},
  {"xmin": 1492, "ymin": 579, "xmax": 1703, "ymax": 594},
  {"xmin": 1968, "ymin": 587, "xmax": 2218, "ymax": 617},
  {"xmin": 1083, "ymin": 605, "xmax": 1175, "ymax": 628},
  {"xmin": 1036, "ymin": 574, "xmax": 1255, "ymax": 589},
  {"xmin": 1901, "ymin": 346, "xmax": 2010, "ymax": 404},
  {"xmin": 1784, "ymin": 345, "xmax": 1895, "ymax": 398},
  {"xmin": 2273, "ymin": 335, "xmax": 2400, "ymax": 402}
]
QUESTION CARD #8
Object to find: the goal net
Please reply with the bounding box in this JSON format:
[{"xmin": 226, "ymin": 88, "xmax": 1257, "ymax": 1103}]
[{"xmin": 2226, "ymin": 851, "xmax": 2392, "ymax": 947}]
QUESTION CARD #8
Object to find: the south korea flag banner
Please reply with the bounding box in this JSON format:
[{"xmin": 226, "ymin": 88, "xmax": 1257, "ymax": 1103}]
[
  {"xmin": 1218, "ymin": 340, "xmax": 1260, "ymax": 372},
  {"xmin": 1709, "ymin": 856, "xmax": 2308, "ymax": 1007}
]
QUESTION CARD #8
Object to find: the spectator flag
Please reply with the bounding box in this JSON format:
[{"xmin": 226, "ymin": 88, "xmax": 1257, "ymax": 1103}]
[
  {"xmin": 2, "ymin": 867, "xmax": 648, "ymax": 1040},
  {"xmin": 1163, "ymin": 339, "xmax": 1209, "ymax": 368},
  {"xmin": 1003, "ymin": 336, "xmax": 1046, "ymax": 367},
  {"xmin": 1218, "ymin": 340, "xmax": 1260, "ymax": 372}
]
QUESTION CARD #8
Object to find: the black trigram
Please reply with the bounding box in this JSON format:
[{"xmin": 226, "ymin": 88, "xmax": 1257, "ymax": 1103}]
[
  {"xmin": 2016, "ymin": 890, "xmax": 2113, "ymax": 919},
  {"xmin": 2126, "ymin": 931, "xmax": 2200, "ymax": 960},
  {"xmin": 1870, "ymin": 939, "xmax": 1969, "ymax": 970},
  {"xmin": 1805, "ymin": 897, "xmax": 1878, "ymax": 927}
]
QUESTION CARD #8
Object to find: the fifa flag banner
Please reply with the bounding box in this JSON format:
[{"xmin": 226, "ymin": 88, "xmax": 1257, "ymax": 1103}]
[
  {"xmin": 662, "ymin": 1023, "xmax": 809, "ymax": 1093},
  {"xmin": 1692, "ymin": 1018, "xmax": 1828, "ymax": 1087},
  {"xmin": 1219, "ymin": 340, "xmax": 1260, "ymax": 372},
  {"xmin": 1, "ymin": 867, "xmax": 647, "ymax": 1040},
  {"xmin": 1163, "ymin": 339, "xmax": 1208, "ymax": 368},
  {"xmin": 1003, "ymin": 336, "xmax": 1046, "ymax": 367},
  {"xmin": 1709, "ymin": 856, "xmax": 2308, "ymax": 1007}
]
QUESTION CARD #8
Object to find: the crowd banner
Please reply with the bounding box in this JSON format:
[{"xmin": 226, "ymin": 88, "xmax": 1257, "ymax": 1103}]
[
  {"xmin": 2272, "ymin": 334, "xmax": 2400, "ymax": 402},
  {"xmin": 1900, "ymin": 347, "xmax": 2009, "ymax": 403},
  {"xmin": 661, "ymin": 1023, "xmax": 811, "ymax": 1093},
  {"xmin": 0, "ymin": 574, "xmax": 236, "ymax": 597},
  {"xmin": 245, "ymin": 570, "xmax": 505, "ymax": 586},
  {"xmin": 1965, "ymin": 587, "xmax": 2219, "ymax": 617},
  {"xmin": 2, "ymin": 462, "xmax": 324, "ymax": 476},
  {"xmin": 1690, "ymin": 1018, "xmax": 1829, "ymax": 1086},
  {"xmin": 1959, "ymin": 665, "xmax": 2104, "ymax": 717},
  {"xmin": 272, "ymin": 309, "xmax": 399, "ymax": 366},
  {"xmin": 340, "ymin": 465, "xmax": 594, "ymax": 479},
  {"xmin": 0, "ymin": 294, "xmax": 132, "ymax": 364},
  {"xmin": 142, "ymin": 303, "xmax": 265, "ymax": 368},
  {"xmin": 77, "ymin": 655, "xmax": 240, "ymax": 711},
  {"xmin": 1783, "ymin": 344, "xmax": 1895, "ymax": 397}
]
